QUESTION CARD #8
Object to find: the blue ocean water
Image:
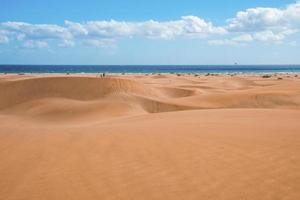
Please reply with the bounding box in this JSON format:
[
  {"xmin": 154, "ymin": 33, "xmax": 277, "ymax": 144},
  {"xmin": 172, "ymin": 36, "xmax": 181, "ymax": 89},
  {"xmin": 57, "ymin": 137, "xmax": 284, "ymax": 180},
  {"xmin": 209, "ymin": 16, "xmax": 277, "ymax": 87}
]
[{"xmin": 1, "ymin": 65, "xmax": 300, "ymax": 74}]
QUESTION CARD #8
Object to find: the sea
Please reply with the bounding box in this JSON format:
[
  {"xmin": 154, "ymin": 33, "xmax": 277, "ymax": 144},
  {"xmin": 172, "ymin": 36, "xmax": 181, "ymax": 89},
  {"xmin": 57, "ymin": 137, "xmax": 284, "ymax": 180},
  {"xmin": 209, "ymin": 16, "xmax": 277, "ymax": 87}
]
[{"xmin": 1, "ymin": 65, "xmax": 300, "ymax": 74}]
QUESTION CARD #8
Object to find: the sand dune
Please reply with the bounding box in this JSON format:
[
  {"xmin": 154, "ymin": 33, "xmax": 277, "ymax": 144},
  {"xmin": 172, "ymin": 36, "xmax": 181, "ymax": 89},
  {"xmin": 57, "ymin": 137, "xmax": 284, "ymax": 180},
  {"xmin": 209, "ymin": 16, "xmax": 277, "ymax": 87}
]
[
  {"xmin": 0, "ymin": 76, "xmax": 199, "ymax": 121},
  {"xmin": 0, "ymin": 74, "xmax": 300, "ymax": 200},
  {"xmin": 1, "ymin": 75, "xmax": 300, "ymax": 114},
  {"xmin": 0, "ymin": 77, "xmax": 156, "ymax": 107}
]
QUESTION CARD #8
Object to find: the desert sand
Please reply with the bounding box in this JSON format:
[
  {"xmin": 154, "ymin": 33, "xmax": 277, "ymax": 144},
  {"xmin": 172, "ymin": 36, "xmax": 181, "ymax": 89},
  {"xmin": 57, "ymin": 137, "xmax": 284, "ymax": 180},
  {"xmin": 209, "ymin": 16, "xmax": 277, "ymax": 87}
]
[{"xmin": 0, "ymin": 73, "xmax": 300, "ymax": 200}]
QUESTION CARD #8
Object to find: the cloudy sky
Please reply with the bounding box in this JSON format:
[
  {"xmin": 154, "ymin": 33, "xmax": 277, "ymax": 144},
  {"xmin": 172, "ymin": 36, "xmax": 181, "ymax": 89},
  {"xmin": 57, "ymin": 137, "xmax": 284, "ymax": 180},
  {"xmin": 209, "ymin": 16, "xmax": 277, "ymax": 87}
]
[{"xmin": 0, "ymin": 0, "xmax": 300, "ymax": 64}]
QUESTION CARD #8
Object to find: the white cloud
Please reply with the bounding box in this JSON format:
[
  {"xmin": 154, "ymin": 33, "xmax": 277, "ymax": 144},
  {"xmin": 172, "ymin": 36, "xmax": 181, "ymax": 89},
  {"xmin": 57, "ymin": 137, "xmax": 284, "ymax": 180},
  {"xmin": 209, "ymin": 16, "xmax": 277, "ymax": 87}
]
[
  {"xmin": 1, "ymin": 21, "xmax": 72, "ymax": 41},
  {"xmin": 208, "ymin": 1, "xmax": 300, "ymax": 45},
  {"xmin": 226, "ymin": 1, "xmax": 300, "ymax": 34},
  {"xmin": 209, "ymin": 34, "xmax": 254, "ymax": 46},
  {"xmin": 227, "ymin": 7, "xmax": 285, "ymax": 32},
  {"xmin": 285, "ymin": 1, "xmax": 300, "ymax": 21},
  {"xmin": 0, "ymin": 1, "xmax": 299, "ymax": 48},
  {"xmin": 227, "ymin": 1, "xmax": 300, "ymax": 31},
  {"xmin": 0, "ymin": 16, "xmax": 225, "ymax": 48},
  {"xmin": 65, "ymin": 20, "xmax": 88, "ymax": 36},
  {"xmin": 65, "ymin": 16, "xmax": 226, "ymax": 40},
  {"xmin": 253, "ymin": 29, "xmax": 297, "ymax": 41},
  {"xmin": 209, "ymin": 29, "xmax": 298, "ymax": 46}
]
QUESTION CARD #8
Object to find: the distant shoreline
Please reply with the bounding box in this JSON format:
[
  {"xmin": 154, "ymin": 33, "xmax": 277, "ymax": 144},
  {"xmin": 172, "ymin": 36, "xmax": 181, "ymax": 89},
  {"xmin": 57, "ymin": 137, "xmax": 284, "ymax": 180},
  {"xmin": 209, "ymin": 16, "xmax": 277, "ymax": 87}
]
[{"xmin": 1, "ymin": 64, "xmax": 300, "ymax": 74}]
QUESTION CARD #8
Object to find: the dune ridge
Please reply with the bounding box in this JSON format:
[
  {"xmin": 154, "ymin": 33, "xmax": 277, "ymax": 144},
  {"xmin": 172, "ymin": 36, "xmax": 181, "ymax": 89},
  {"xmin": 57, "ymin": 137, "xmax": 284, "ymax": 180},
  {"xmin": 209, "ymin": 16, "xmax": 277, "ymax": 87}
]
[
  {"xmin": 0, "ymin": 75, "xmax": 299, "ymax": 121},
  {"xmin": 0, "ymin": 76, "xmax": 201, "ymax": 121}
]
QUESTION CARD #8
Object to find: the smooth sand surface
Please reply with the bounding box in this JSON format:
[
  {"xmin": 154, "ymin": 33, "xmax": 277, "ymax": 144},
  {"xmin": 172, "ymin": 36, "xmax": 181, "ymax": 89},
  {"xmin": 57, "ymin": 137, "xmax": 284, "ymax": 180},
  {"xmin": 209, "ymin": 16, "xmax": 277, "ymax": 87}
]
[{"xmin": 0, "ymin": 73, "xmax": 300, "ymax": 200}]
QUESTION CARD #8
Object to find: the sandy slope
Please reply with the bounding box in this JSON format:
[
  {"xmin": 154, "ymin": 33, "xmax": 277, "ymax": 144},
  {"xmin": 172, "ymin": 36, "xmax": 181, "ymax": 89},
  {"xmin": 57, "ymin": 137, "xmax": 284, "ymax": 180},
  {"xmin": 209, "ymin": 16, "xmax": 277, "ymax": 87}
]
[{"xmin": 0, "ymin": 74, "xmax": 300, "ymax": 200}]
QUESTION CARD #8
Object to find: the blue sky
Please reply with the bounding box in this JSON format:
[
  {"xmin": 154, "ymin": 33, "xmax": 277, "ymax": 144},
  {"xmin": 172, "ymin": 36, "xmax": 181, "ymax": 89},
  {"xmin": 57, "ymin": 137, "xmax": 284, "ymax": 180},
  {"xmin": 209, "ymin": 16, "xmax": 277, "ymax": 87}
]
[{"xmin": 0, "ymin": 0, "xmax": 299, "ymax": 64}]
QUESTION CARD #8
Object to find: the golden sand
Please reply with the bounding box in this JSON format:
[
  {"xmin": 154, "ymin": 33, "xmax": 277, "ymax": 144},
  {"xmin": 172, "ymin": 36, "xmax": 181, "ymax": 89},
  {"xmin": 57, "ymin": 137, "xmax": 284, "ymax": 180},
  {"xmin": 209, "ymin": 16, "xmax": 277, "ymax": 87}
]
[{"xmin": 0, "ymin": 73, "xmax": 299, "ymax": 200}]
